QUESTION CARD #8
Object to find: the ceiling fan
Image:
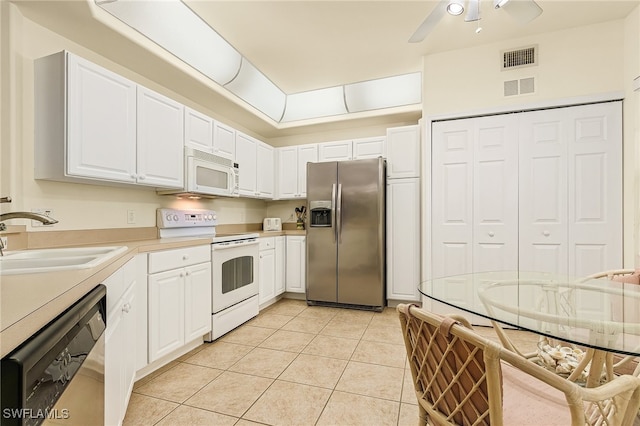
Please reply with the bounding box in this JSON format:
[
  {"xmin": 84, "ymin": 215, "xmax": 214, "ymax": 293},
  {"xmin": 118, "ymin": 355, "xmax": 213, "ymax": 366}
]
[{"xmin": 409, "ymin": 0, "xmax": 543, "ymax": 43}]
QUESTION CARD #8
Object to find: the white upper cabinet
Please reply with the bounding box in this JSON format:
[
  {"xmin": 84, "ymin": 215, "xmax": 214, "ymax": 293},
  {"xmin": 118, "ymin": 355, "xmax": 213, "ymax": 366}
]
[
  {"xmin": 277, "ymin": 147, "xmax": 298, "ymax": 199},
  {"xmin": 318, "ymin": 140, "xmax": 353, "ymax": 162},
  {"xmin": 236, "ymin": 132, "xmax": 274, "ymax": 199},
  {"xmin": 213, "ymin": 121, "xmax": 236, "ymax": 160},
  {"xmin": 386, "ymin": 125, "xmax": 421, "ymax": 178},
  {"xmin": 184, "ymin": 107, "xmax": 214, "ymax": 152},
  {"xmin": 276, "ymin": 144, "xmax": 318, "ymax": 199},
  {"xmin": 297, "ymin": 144, "xmax": 318, "ymax": 196},
  {"xmin": 236, "ymin": 132, "xmax": 258, "ymax": 196},
  {"xmin": 36, "ymin": 51, "xmax": 138, "ymax": 184},
  {"xmin": 256, "ymin": 141, "xmax": 275, "ymax": 198},
  {"xmin": 318, "ymin": 137, "xmax": 385, "ymax": 163},
  {"xmin": 35, "ymin": 51, "xmax": 184, "ymax": 189},
  {"xmin": 184, "ymin": 109, "xmax": 235, "ymax": 160},
  {"xmin": 137, "ymin": 86, "xmax": 184, "ymax": 188},
  {"xmin": 353, "ymin": 136, "xmax": 386, "ymax": 159}
]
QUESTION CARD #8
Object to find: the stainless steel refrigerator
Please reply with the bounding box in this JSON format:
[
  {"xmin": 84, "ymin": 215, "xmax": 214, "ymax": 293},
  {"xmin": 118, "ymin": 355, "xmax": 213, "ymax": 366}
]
[{"xmin": 306, "ymin": 158, "xmax": 386, "ymax": 311}]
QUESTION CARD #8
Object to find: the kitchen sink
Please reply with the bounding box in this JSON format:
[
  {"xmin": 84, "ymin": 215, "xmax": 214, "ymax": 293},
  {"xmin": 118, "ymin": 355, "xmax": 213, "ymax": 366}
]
[{"xmin": 0, "ymin": 246, "xmax": 128, "ymax": 275}]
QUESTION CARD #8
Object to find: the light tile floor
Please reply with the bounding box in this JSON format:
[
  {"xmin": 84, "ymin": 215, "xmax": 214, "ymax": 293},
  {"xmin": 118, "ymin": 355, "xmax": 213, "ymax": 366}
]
[{"xmin": 124, "ymin": 298, "xmax": 539, "ymax": 426}]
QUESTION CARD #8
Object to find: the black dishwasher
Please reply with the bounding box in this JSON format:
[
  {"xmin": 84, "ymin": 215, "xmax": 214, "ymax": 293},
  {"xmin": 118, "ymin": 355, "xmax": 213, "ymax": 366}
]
[{"xmin": 1, "ymin": 284, "xmax": 106, "ymax": 426}]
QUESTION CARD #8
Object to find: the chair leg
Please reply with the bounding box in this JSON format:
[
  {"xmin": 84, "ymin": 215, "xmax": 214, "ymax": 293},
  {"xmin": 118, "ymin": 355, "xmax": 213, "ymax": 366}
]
[{"xmin": 418, "ymin": 404, "xmax": 428, "ymax": 426}]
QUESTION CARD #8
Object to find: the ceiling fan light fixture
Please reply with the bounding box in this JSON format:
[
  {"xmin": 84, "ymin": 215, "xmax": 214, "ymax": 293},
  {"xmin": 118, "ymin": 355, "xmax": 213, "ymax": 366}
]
[
  {"xmin": 446, "ymin": 0, "xmax": 464, "ymax": 16},
  {"xmin": 494, "ymin": 0, "xmax": 510, "ymax": 9}
]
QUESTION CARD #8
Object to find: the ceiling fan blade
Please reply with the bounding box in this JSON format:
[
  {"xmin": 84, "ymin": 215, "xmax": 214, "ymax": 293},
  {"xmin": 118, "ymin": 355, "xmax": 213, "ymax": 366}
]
[
  {"xmin": 501, "ymin": 0, "xmax": 542, "ymax": 24},
  {"xmin": 465, "ymin": 0, "xmax": 480, "ymax": 22},
  {"xmin": 408, "ymin": 0, "xmax": 448, "ymax": 43}
]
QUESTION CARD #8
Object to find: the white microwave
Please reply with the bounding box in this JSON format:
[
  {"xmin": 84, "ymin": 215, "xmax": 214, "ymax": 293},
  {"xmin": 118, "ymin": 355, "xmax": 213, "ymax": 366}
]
[{"xmin": 159, "ymin": 147, "xmax": 239, "ymax": 198}]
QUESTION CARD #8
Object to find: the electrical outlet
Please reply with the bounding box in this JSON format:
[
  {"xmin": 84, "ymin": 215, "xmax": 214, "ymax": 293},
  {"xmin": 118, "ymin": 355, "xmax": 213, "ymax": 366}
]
[
  {"xmin": 31, "ymin": 208, "xmax": 55, "ymax": 227},
  {"xmin": 0, "ymin": 236, "xmax": 7, "ymax": 250},
  {"xmin": 127, "ymin": 210, "xmax": 136, "ymax": 224}
]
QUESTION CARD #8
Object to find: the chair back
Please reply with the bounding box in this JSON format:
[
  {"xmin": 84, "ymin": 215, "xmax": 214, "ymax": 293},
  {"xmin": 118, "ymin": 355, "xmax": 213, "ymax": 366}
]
[
  {"xmin": 398, "ymin": 304, "xmax": 502, "ymax": 425},
  {"xmin": 398, "ymin": 303, "xmax": 640, "ymax": 426}
]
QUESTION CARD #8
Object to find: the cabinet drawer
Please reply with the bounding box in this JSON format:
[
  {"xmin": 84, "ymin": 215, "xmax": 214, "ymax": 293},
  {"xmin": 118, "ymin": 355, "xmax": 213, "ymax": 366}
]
[
  {"xmin": 148, "ymin": 245, "xmax": 211, "ymax": 274},
  {"xmin": 259, "ymin": 237, "xmax": 275, "ymax": 251}
]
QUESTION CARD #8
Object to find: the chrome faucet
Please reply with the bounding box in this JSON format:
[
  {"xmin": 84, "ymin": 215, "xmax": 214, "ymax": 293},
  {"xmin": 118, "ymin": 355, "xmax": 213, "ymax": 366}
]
[
  {"xmin": 0, "ymin": 211, "xmax": 57, "ymax": 256},
  {"xmin": 0, "ymin": 211, "xmax": 58, "ymax": 229}
]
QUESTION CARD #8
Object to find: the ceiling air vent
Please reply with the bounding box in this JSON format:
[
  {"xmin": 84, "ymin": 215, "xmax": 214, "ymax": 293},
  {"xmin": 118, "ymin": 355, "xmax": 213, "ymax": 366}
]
[{"xmin": 502, "ymin": 45, "xmax": 537, "ymax": 70}]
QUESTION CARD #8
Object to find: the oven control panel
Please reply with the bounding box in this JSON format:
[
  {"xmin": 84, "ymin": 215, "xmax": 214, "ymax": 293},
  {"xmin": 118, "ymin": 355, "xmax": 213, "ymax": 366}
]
[{"xmin": 157, "ymin": 208, "xmax": 218, "ymax": 229}]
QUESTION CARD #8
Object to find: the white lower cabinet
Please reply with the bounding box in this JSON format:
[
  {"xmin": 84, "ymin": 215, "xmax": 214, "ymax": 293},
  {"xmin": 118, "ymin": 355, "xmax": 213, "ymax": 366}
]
[
  {"xmin": 275, "ymin": 236, "xmax": 285, "ymax": 295},
  {"xmin": 386, "ymin": 178, "xmax": 421, "ymax": 301},
  {"xmin": 148, "ymin": 246, "xmax": 212, "ymax": 363},
  {"xmin": 286, "ymin": 236, "xmax": 306, "ymax": 293},
  {"xmin": 259, "ymin": 236, "xmax": 286, "ymax": 307},
  {"xmin": 105, "ymin": 258, "xmax": 137, "ymax": 426},
  {"xmin": 259, "ymin": 243, "xmax": 276, "ymax": 305}
]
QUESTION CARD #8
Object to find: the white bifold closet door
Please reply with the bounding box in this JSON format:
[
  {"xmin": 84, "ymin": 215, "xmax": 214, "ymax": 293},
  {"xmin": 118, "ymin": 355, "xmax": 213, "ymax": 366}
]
[
  {"xmin": 431, "ymin": 114, "xmax": 519, "ymax": 324},
  {"xmin": 430, "ymin": 101, "xmax": 622, "ymax": 323},
  {"xmin": 519, "ymin": 102, "xmax": 623, "ymax": 277}
]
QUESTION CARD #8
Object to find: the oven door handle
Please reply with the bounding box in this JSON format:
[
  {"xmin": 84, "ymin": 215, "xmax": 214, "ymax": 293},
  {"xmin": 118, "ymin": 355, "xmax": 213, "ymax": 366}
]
[{"xmin": 211, "ymin": 240, "xmax": 259, "ymax": 250}]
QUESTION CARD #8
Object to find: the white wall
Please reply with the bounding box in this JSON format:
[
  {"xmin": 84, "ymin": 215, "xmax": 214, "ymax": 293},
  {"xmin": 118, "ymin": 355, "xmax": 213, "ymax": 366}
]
[{"xmin": 422, "ymin": 15, "xmax": 640, "ymax": 267}]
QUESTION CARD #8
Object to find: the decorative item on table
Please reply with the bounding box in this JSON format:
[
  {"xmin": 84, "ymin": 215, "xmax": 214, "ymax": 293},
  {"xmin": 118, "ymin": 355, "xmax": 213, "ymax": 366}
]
[
  {"xmin": 295, "ymin": 206, "xmax": 306, "ymax": 230},
  {"xmin": 536, "ymin": 338, "xmax": 592, "ymax": 384}
]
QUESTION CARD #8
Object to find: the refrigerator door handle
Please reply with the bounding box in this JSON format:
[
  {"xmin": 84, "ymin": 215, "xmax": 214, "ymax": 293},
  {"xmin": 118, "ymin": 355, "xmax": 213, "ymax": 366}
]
[
  {"xmin": 331, "ymin": 183, "xmax": 337, "ymax": 243},
  {"xmin": 336, "ymin": 183, "xmax": 343, "ymax": 244}
]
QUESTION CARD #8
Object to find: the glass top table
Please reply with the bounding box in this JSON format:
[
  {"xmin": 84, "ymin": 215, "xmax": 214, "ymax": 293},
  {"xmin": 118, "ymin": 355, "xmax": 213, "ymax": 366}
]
[{"xmin": 419, "ymin": 271, "xmax": 640, "ymax": 357}]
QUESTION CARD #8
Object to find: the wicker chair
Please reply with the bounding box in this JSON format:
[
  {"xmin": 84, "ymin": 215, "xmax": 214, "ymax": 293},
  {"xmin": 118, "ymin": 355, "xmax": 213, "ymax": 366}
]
[
  {"xmin": 398, "ymin": 304, "xmax": 640, "ymax": 426},
  {"xmin": 585, "ymin": 269, "xmax": 640, "ymax": 378}
]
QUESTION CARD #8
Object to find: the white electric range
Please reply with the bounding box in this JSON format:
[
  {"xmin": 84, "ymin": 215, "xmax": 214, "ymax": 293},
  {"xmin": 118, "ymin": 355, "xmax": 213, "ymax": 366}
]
[{"xmin": 157, "ymin": 208, "xmax": 259, "ymax": 341}]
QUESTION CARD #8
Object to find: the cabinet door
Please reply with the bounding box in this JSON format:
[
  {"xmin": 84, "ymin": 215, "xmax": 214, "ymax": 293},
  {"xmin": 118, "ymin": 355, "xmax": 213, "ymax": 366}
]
[
  {"xmin": 66, "ymin": 53, "xmax": 137, "ymax": 183},
  {"xmin": 275, "ymin": 237, "xmax": 285, "ymax": 295},
  {"xmin": 105, "ymin": 300, "xmax": 125, "ymax": 426},
  {"xmin": 277, "ymin": 147, "xmax": 299, "ymax": 199},
  {"xmin": 148, "ymin": 269, "xmax": 185, "ymax": 362},
  {"xmin": 259, "ymin": 249, "xmax": 276, "ymax": 304},
  {"xmin": 318, "ymin": 140, "xmax": 353, "ymax": 162},
  {"xmin": 386, "ymin": 178, "xmax": 420, "ymax": 301},
  {"xmin": 213, "ymin": 121, "xmax": 235, "ymax": 160},
  {"xmin": 137, "ymin": 86, "xmax": 184, "ymax": 188},
  {"xmin": 121, "ymin": 284, "xmax": 137, "ymax": 416},
  {"xmin": 236, "ymin": 132, "xmax": 258, "ymax": 196},
  {"xmin": 184, "ymin": 262, "xmax": 212, "ymax": 342},
  {"xmin": 256, "ymin": 141, "xmax": 275, "ymax": 198},
  {"xmin": 185, "ymin": 107, "xmax": 213, "ymax": 152},
  {"xmin": 286, "ymin": 236, "xmax": 306, "ymax": 293},
  {"xmin": 297, "ymin": 144, "xmax": 318, "ymax": 198},
  {"xmin": 386, "ymin": 125, "xmax": 420, "ymax": 178},
  {"xmin": 353, "ymin": 136, "xmax": 385, "ymax": 160}
]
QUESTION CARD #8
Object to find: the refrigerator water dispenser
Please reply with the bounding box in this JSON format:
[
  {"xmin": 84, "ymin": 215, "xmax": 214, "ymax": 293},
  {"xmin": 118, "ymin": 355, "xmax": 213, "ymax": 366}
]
[{"xmin": 309, "ymin": 201, "xmax": 332, "ymax": 227}]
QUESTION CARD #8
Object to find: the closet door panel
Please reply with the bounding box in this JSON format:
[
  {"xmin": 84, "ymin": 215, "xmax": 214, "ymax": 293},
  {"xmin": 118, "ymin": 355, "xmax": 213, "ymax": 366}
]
[
  {"xmin": 432, "ymin": 120, "xmax": 474, "ymax": 280},
  {"xmin": 473, "ymin": 116, "xmax": 518, "ymax": 275},
  {"xmin": 568, "ymin": 102, "xmax": 623, "ymax": 277},
  {"xmin": 519, "ymin": 111, "xmax": 568, "ymax": 274}
]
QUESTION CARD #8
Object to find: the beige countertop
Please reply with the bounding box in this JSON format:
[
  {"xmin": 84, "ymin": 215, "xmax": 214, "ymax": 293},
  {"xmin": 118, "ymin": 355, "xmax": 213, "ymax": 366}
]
[{"xmin": 0, "ymin": 230, "xmax": 306, "ymax": 358}]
